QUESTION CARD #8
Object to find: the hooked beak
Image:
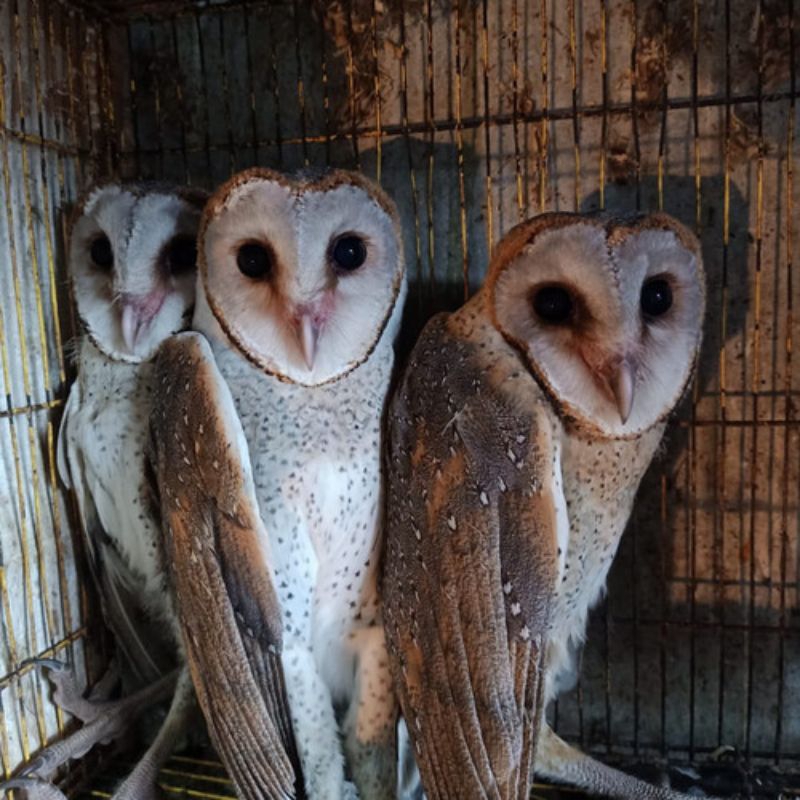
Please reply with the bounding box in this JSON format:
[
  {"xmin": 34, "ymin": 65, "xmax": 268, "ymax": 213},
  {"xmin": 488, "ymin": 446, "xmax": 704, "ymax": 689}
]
[
  {"xmin": 294, "ymin": 312, "xmax": 321, "ymax": 370},
  {"xmin": 602, "ymin": 358, "xmax": 636, "ymax": 424},
  {"xmin": 120, "ymin": 292, "xmax": 165, "ymax": 353}
]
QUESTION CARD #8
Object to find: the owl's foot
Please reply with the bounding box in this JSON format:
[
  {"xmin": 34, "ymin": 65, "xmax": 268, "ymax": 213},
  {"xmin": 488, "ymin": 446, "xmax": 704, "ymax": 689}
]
[
  {"xmin": 25, "ymin": 658, "xmax": 119, "ymax": 725},
  {"xmin": 535, "ymin": 724, "xmax": 718, "ymax": 800},
  {"xmin": 106, "ymin": 769, "xmax": 167, "ymax": 800},
  {"xmin": 109, "ymin": 668, "xmax": 194, "ymax": 800},
  {"xmin": 0, "ymin": 772, "xmax": 166, "ymax": 800},
  {"xmin": 20, "ymin": 668, "xmax": 179, "ymax": 781},
  {"xmin": 0, "ymin": 777, "xmax": 68, "ymax": 799}
]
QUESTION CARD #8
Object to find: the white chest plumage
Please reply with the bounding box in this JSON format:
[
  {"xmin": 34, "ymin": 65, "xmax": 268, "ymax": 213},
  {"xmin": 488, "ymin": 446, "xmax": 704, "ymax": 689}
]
[
  {"xmin": 61, "ymin": 339, "xmax": 168, "ymax": 619},
  {"xmin": 545, "ymin": 424, "xmax": 664, "ymax": 697},
  {"xmin": 209, "ymin": 337, "xmax": 391, "ymax": 698}
]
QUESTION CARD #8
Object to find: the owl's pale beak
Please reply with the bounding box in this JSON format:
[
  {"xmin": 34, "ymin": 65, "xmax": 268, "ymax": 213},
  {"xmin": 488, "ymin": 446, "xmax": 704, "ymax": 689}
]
[
  {"xmin": 607, "ymin": 359, "xmax": 636, "ymax": 424},
  {"xmin": 120, "ymin": 293, "xmax": 165, "ymax": 352},
  {"xmin": 295, "ymin": 313, "xmax": 321, "ymax": 370}
]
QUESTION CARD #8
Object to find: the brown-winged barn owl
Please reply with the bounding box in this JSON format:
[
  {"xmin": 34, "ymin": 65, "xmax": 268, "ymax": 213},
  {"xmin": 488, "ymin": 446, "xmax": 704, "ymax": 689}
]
[
  {"xmin": 4, "ymin": 182, "xmax": 207, "ymax": 800},
  {"xmin": 152, "ymin": 167, "xmax": 406, "ymax": 800},
  {"xmin": 384, "ymin": 212, "xmax": 706, "ymax": 800}
]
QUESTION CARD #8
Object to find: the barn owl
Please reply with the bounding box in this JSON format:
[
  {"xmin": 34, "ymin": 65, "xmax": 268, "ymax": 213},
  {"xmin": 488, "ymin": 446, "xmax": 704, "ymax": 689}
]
[
  {"xmin": 384, "ymin": 212, "xmax": 706, "ymax": 799},
  {"xmin": 150, "ymin": 167, "xmax": 406, "ymax": 800},
  {"xmin": 3, "ymin": 182, "xmax": 207, "ymax": 800}
]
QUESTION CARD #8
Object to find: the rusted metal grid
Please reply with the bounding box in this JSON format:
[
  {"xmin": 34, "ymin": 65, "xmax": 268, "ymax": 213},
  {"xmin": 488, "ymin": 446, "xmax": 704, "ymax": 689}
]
[
  {"xmin": 107, "ymin": 0, "xmax": 799, "ymax": 769},
  {"xmin": 0, "ymin": 0, "xmax": 798, "ymax": 796}
]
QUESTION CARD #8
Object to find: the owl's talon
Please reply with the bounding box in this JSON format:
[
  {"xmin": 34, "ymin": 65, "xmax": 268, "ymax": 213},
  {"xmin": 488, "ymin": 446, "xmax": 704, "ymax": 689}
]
[
  {"xmin": 13, "ymin": 671, "xmax": 178, "ymax": 782},
  {"xmin": 17, "ymin": 756, "xmax": 45, "ymax": 778},
  {"xmin": 35, "ymin": 662, "xmax": 98, "ymax": 724},
  {"xmin": 22, "ymin": 658, "xmax": 69, "ymax": 673}
]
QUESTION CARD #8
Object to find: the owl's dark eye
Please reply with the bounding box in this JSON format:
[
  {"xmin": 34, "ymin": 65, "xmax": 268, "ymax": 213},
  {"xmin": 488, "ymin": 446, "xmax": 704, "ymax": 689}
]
[
  {"xmin": 641, "ymin": 277, "xmax": 673, "ymax": 318},
  {"xmin": 90, "ymin": 234, "xmax": 114, "ymax": 270},
  {"xmin": 331, "ymin": 235, "xmax": 367, "ymax": 272},
  {"xmin": 532, "ymin": 285, "xmax": 574, "ymax": 324},
  {"xmin": 167, "ymin": 236, "xmax": 197, "ymax": 275},
  {"xmin": 237, "ymin": 242, "xmax": 273, "ymax": 279}
]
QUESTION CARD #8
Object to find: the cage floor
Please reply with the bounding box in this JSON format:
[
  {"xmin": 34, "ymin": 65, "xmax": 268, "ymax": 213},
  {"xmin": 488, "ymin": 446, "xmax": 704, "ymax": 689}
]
[{"xmin": 65, "ymin": 746, "xmax": 800, "ymax": 800}]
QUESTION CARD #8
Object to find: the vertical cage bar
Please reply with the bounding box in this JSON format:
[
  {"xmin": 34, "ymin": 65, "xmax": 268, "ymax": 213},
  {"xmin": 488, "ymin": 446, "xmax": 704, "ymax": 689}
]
[
  {"xmin": 744, "ymin": 0, "xmax": 766, "ymax": 760},
  {"xmin": 345, "ymin": 0, "xmax": 361, "ymax": 170},
  {"xmin": 567, "ymin": 0, "xmax": 580, "ymax": 210},
  {"xmin": 397, "ymin": 0, "xmax": 423, "ymax": 300},
  {"xmin": 370, "ymin": 0, "xmax": 383, "ymax": 182},
  {"xmin": 169, "ymin": 15, "xmax": 191, "ymax": 183},
  {"xmin": 714, "ymin": 0, "xmax": 733, "ymax": 757},
  {"xmin": 536, "ymin": 0, "xmax": 548, "ymax": 211},
  {"xmin": 291, "ymin": 0, "xmax": 309, "ymax": 168},
  {"xmin": 480, "ymin": 0, "xmax": 493, "ymax": 249},
  {"xmin": 774, "ymin": 0, "xmax": 796, "ymax": 765},
  {"xmin": 453, "ymin": 0, "xmax": 470, "ymax": 300},
  {"xmin": 423, "ymin": 0, "xmax": 436, "ymax": 291},
  {"xmin": 510, "ymin": 0, "xmax": 524, "ymax": 220}
]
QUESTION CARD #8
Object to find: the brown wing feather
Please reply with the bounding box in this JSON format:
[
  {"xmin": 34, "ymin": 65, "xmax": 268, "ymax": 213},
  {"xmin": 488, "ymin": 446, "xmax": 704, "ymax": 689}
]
[
  {"xmin": 384, "ymin": 311, "xmax": 560, "ymax": 800},
  {"xmin": 149, "ymin": 332, "xmax": 301, "ymax": 800}
]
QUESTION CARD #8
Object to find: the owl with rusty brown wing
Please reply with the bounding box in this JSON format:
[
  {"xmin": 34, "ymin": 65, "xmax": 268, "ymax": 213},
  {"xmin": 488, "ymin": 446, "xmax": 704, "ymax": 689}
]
[
  {"xmin": 384, "ymin": 212, "xmax": 707, "ymax": 800},
  {"xmin": 150, "ymin": 167, "xmax": 407, "ymax": 800},
  {"xmin": 148, "ymin": 331, "xmax": 302, "ymax": 800}
]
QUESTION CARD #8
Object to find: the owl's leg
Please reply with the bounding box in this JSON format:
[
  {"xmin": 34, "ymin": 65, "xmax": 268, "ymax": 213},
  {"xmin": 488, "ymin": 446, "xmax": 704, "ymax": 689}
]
[
  {"xmin": 282, "ymin": 641, "xmax": 349, "ymax": 800},
  {"xmin": 109, "ymin": 667, "xmax": 194, "ymax": 800},
  {"xmin": 86, "ymin": 659, "xmax": 122, "ymax": 702},
  {"xmin": 27, "ymin": 658, "xmax": 119, "ymax": 724},
  {"xmin": 341, "ymin": 626, "xmax": 397, "ymax": 800},
  {"xmin": 20, "ymin": 669, "xmax": 179, "ymax": 780},
  {"xmin": 535, "ymin": 723, "xmax": 715, "ymax": 800}
]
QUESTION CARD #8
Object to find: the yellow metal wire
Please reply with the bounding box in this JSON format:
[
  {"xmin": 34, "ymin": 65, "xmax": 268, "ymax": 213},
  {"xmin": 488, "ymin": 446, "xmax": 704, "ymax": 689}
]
[
  {"xmin": 568, "ymin": 0, "xmax": 581, "ymax": 210},
  {"xmin": 0, "ymin": 0, "xmax": 95, "ymax": 787},
  {"xmin": 599, "ymin": 0, "xmax": 607, "ymax": 210},
  {"xmin": 537, "ymin": 0, "xmax": 549, "ymax": 211},
  {"xmin": 0, "ymin": 53, "xmax": 48, "ymax": 766},
  {"xmin": 371, "ymin": 0, "xmax": 383, "ymax": 184},
  {"xmin": 423, "ymin": 0, "xmax": 436, "ymax": 289},
  {"xmin": 397, "ymin": 1, "xmax": 423, "ymax": 294},
  {"xmin": 453, "ymin": 0, "xmax": 469, "ymax": 299},
  {"xmin": 480, "ymin": 0, "xmax": 494, "ymax": 252},
  {"xmin": 510, "ymin": 0, "xmax": 524, "ymax": 221}
]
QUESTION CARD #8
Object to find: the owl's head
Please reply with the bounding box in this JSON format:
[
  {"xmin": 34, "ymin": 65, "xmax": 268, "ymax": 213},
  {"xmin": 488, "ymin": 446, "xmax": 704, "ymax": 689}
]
[
  {"xmin": 69, "ymin": 182, "xmax": 208, "ymax": 362},
  {"xmin": 198, "ymin": 167, "xmax": 406, "ymax": 386},
  {"xmin": 488, "ymin": 212, "xmax": 705, "ymax": 438}
]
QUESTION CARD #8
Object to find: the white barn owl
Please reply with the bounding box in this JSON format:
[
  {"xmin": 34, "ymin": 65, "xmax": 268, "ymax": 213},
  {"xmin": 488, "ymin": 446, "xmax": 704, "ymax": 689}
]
[
  {"xmin": 150, "ymin": 167, "xmax": 406, "ymax": 800},
  {"xmin": 4, "ymin": 182, "xmax": 207, "ymax": 800},
  {"xmin": 384, "ymin": 212, "xmax": 706, "ymax": 800}
]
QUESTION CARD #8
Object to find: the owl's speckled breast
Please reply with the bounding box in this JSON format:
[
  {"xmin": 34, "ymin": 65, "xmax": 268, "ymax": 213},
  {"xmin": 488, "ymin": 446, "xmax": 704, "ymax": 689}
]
[
  {"xmin": 208, "ymin": 336, "xmax": 391, "ymax": 652},
  {"xmin": 545, "ymin": 423, "xmax": 664, "ymax": 697}
]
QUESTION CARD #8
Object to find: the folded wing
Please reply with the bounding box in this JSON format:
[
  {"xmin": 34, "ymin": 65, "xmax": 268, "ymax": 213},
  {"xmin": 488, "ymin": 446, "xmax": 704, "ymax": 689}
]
[
  {"xmin": 57, "ymin": 380, "xmax": 174, "ymax": 686},
  {"xmin": 149, "ymin": 332, "xmax": 301, "ymax": 800},
  {"xmin": 383, "ymin": 317, "xmax": 562, "ymax": 800}
]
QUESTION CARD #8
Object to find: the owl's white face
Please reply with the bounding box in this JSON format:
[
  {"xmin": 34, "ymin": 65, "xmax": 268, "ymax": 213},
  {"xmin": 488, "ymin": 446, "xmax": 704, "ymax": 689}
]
[
  {"xmin": 491, "ymin": 214, "xmax": 705, "ymax": 437},
  {"xmin": 199, "ymin": 168, "xmax": 405, "ymax": 386},
  {"xmin": 69, "ymin": 184, "xmax": 207, "ymax": 362}
]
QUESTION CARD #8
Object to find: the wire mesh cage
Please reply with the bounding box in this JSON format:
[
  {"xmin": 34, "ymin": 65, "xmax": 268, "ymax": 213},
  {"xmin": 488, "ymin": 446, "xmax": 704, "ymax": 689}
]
[{"xmin": 0, "ymin": 0, "xmax": 798, "ymax": 797}]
